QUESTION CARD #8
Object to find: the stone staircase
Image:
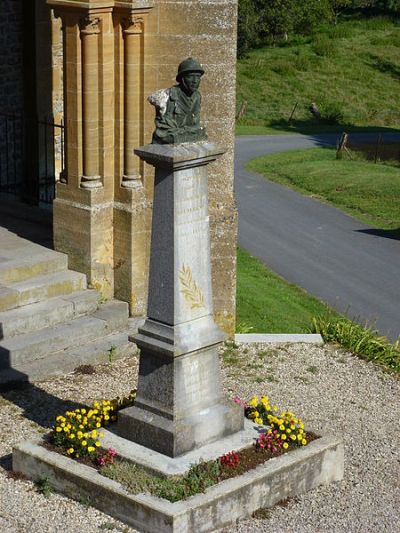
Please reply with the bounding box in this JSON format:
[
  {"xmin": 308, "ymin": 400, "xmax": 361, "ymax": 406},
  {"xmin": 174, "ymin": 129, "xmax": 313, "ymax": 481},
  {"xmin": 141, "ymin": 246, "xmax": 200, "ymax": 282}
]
[{"xmin": 0, "ymin": 227, "xmax": 135, "ymax": 388}]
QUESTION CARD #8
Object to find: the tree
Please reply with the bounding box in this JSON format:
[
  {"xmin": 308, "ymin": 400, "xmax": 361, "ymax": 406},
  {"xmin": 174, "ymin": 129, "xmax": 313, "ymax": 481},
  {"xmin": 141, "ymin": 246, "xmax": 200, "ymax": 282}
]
[{"xmin": 237, "ymin": 0, "xmax": 260, "ymax": 56}]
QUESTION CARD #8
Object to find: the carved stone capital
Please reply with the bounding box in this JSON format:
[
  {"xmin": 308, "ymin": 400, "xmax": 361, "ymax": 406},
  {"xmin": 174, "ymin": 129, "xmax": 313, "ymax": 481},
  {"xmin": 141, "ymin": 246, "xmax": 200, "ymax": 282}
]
[
  {"xmin": 79, "ymin": 15, "xmax": 101, "ymax": 35},
  {"xmin": 121, "ymin": 14, "xmax": 144, "ymax": 35}
]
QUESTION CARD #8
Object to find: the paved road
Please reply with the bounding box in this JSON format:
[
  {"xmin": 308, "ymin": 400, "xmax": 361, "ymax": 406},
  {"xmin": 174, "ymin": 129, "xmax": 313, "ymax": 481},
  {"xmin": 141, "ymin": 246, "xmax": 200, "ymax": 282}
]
[{"xmin": 235, "ymin": 133, "xmax": 400, "ymax": 341}]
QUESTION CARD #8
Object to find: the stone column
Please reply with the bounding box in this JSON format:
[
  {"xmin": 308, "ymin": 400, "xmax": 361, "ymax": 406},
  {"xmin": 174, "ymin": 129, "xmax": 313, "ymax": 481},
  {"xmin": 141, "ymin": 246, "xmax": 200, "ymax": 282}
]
[
  {"xmin": 121, "ymin": 13, "xmax": 143, "ymax": 187},
  {"xmin": 116, "ymin": 142, "xmax": 243, "ymax": 457},
  {"xmin": 80, "ymin": 14, "xmax": 101, "ymax": 189},
  {"xmin": 113, "ymin": 8, "xmax": 152, "ymax": 317}
]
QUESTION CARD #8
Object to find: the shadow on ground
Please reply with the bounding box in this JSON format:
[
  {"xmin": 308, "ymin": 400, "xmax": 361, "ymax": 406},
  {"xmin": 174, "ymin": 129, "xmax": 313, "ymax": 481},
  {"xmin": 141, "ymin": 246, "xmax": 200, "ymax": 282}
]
[
  {"xmin": 356, "ymin": 228, "xmax": 400, "ymax": 241},
  {"xmin": 0, "ymin": 201, "xmax": 53, "ymax": 249}
]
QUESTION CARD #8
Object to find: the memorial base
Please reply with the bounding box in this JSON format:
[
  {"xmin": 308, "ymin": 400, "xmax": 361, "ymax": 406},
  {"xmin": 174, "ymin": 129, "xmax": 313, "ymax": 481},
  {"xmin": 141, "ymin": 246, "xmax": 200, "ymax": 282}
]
[{"xmin": 116, "ymin": 325, "xmax": 243, "ymax": 457}]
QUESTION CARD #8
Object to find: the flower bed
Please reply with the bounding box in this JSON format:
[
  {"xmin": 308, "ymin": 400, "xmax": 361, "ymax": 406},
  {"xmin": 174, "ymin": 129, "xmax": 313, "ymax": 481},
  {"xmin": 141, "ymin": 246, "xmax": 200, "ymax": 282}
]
[{"xmin": 46, "ymin": 391, "xmax": 318, "ymax": 503}]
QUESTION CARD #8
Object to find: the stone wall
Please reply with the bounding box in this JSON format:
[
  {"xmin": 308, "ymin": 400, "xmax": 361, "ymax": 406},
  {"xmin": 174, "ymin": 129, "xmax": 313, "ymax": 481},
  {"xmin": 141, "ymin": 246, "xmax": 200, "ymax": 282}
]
[
  {"xmin": 144, "ymin": 0, "xmax": 239, "ymax": 334},
  {"xmin": 0, "ymin": 1, "xmax": 24, "ymax": 114}
]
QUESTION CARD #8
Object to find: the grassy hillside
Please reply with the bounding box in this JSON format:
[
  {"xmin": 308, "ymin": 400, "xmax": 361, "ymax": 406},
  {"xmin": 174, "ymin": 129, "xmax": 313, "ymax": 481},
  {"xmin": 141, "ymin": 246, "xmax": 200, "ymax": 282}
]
[{"xmin": 236, "ymin": 17, "xmax": 400, "ymax": 134}]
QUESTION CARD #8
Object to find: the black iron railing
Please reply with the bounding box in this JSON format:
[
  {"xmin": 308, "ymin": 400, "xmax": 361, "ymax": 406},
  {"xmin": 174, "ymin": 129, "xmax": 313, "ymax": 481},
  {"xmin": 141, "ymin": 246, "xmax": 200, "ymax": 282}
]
[{"xmin": 0, "ymin": 112, "xmax": 64, "ymax": 206}]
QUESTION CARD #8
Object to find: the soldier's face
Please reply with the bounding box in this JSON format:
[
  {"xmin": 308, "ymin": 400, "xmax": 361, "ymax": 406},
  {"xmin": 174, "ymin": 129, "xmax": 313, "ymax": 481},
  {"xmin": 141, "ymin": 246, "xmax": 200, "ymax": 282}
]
[{"xmin": 181, "ymin": 73, "xmax": 202, "ymax": 95}]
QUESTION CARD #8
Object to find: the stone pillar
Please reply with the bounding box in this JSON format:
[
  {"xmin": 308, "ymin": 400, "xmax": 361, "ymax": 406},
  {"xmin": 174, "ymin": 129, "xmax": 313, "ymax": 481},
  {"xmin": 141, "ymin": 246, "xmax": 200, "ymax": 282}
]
[
  {"xmin": 113, "ymin": 8, "xmax": 151, "ymax": 317},
  {"xmin": 47, "ymin": 1, "xmax": 153, "ymax": 301},
  {"xmin": 116, "ymin": 142, "xmax": 243, "ymax": 457},
  {"xmin": 121, "ymin": 13, "xmax": 143, "ymax": 187},
  {"xmin": 80, "ymin": 15, "xmax": 101, "ymax": 189}
]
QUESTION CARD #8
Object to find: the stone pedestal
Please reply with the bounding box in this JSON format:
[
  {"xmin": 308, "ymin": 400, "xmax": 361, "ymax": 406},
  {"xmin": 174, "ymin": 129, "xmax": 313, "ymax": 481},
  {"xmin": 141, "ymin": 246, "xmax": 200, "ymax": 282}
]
[{"xmin": 116, "ymin": 142, "xmax": 243, "ymax": 457}]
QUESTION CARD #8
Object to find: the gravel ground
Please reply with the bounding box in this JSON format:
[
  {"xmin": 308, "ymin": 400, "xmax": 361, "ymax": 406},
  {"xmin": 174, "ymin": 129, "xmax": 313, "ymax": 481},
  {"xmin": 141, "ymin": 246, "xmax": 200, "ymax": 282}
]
[{"xmin": 0, "ymin": 342, "xmax": 399, "ymax": 533}]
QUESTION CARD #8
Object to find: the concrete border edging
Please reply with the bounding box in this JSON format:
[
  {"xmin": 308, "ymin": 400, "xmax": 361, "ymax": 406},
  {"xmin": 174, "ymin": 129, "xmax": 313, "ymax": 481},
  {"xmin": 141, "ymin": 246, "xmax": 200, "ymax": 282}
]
[
  {"xmin": 235, "ymin": 333, "xmax": 324, "ymax": 344},
  {"xmin": 13, "ymin": 434, "xmax": 343, "ymax": 532}
]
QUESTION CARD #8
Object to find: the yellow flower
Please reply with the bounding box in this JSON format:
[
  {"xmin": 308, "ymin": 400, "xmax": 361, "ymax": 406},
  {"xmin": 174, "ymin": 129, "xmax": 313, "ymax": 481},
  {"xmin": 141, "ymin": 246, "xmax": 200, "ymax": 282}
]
[
  {"xmin": 279, "ymin": 425, "xmax": 285, "ymax": 431},
  {"xmin": 283, "ymin": 442, "xmax": 289, "ymax": 449},
  {"xmin": 287, "ymin": 428, "xmax": 291, "ymax": 434},
  {"xmin": 87, "ymin": 446, "xmax": 95, "ymax": 453},
  {"xmin": 95, "ymin": 441, "xmax": 101, "ymax": 447},
  {"xmin": 81, "ymin": 409, "xmax": 87, "ymax": 414},
  {"xmin": 297, "ymin": 434, "xmax": 302, "ymax": 441},
  {"xmin": 104, "ymin": 415, "xmax": 110, "ymax": 421},
  {"xmin": 96, "ymin": 423, "xmax": 101, "ymax": 428},
  {"xmin": 81, "ymin": 440, "xmax": 87, "ymax": 447},
  {"xmin": 56, "ymin": 427, "xmax": 62, "ymax": 433},
  {"xmin": 302, "ymin": 439, "xmax": 307, "ymax": 446},
  {"xmin": 281, "ymin": 434, "xmax": 287, "ymax": 440},
  {"xmin": 299, "ymin": 422, "xmax": 305, "ymax": 429},
  {"xmin": 69, "ymin": 434, "xmax": 75, "ymax": 440},
  {"xmin": 67, "ymin": 448, "xmax": 74, "ymax": 455},
  {"xmin": 255, "ymin": 417, "xmax": 263, "ymax": 424},
  {"xmin": 248, "ymin": 396, "xmax": 259, "ymax": 408},
  {"xmin": 91, "ymin": 430, "xmax": 97, "ymax": 438},
  {"xmin": 291, "ymin": 435, "xmax": 296, "ymax": 441},
  {"xmin": 290, "ymin": 424, "xmax": 295, "ymax": 430}
]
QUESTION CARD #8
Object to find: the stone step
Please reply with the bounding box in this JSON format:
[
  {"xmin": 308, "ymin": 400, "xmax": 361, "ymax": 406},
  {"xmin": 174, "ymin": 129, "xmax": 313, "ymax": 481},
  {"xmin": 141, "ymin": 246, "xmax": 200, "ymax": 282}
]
[
  {"xmin": 0, "ymin": 290, "xmax": 100, "ymax": 339},
  {"xmin": 0, "ymin": 270, "xmax": 87, "ymax": 312},
  {"xmin": 0, "ymin": 331, "xmax": 135, "ymax": 387},
  {"xmin": 0, "ymin": 249, "xmax": 68, "ymax": 284},
  {"xmin": 0, "ymin": 300, "xmax": 129, "ymax": 370}
]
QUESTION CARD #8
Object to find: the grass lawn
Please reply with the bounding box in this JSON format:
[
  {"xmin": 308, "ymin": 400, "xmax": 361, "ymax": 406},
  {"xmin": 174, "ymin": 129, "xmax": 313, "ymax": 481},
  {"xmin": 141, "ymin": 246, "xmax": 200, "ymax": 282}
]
[
  {"xmin": 246, "ymin": 146, "xmax": 400, "ymax": 231},
  {"xmin": 236, "ymin": 17, "xmax": 400, "ymax": 135},
  {"xmin": 236, "ymin": 247, "xmax": 336, "ymax": 333}
]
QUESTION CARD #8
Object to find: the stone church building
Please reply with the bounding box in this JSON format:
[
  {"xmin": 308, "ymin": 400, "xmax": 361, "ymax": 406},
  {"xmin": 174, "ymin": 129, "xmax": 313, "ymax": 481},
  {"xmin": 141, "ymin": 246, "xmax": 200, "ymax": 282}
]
[{"xmin": 0, "ymin": 0, "xmax": 239, "ymax": 336}]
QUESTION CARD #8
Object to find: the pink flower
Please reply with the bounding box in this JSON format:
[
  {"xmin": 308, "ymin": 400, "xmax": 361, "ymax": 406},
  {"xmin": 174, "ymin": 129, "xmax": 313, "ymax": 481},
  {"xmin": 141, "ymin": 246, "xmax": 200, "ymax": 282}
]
[{"xmin": 233, "ymin": 396, "xmax": 247, "ymax": 406}]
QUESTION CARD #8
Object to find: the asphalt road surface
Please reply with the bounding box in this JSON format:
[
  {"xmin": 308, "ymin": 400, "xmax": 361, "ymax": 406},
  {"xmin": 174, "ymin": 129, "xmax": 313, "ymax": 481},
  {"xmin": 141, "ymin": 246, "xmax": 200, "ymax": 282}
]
[{"xmin": 235, "ymin": 133, "xmax": 400, "ymax": 341}]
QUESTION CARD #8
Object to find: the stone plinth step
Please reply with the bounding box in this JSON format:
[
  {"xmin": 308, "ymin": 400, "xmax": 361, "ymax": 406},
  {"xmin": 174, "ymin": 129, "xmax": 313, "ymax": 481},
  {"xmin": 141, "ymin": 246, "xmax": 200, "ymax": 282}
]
[
  {"xmin": 0, "ymin": 331, "xmax": 135, "ymax": 386},
  {"xmin": 0, "ymin": 290, "xmax": 100, "ymax": 338},
  {"xmin": 0, "ymin": 270, "xmax": 87, "ymax": 312},
  {"xmin": 0, "ymin": 249, "xmax": 68, "ymax": 284},
  {"xmin": 0, "ymin": 301, "xmax": 129, "ymax": 370}
]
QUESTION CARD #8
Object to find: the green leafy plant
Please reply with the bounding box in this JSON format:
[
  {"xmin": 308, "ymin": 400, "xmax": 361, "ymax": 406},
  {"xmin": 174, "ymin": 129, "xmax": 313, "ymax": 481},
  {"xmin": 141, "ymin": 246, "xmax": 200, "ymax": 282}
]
[
  {"xmin": 236, "ymin": 321, "xmax": 254, "ymax": 334},
  {"xmin": 101, "ymin": 459, "xmax": 221, "ymax": 503},
  {"xmin": 35, "ymin": 476, "xmax": 53, "ymax": 497},
  {"xmin": 312, "ymin": 315, "xmax": 400, "ymax": 371},
  {"xmin": 108, "ymin": 345, "xmax": 117, "ymax": 364}
]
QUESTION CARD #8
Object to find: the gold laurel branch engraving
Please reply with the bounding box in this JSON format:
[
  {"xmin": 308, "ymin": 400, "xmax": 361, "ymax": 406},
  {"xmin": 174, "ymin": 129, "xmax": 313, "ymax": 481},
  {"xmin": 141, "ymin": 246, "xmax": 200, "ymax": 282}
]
[{"xmin": 179, "ymin": 264, "xmax": 205, "ymax": 310}]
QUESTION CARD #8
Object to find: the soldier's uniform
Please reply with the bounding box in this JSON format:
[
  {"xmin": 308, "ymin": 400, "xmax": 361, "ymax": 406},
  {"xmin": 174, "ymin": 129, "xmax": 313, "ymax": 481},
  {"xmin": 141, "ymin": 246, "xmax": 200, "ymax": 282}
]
[{"xmin": 150, "ymin": 58, "xmax": 207, "ymax": 144}]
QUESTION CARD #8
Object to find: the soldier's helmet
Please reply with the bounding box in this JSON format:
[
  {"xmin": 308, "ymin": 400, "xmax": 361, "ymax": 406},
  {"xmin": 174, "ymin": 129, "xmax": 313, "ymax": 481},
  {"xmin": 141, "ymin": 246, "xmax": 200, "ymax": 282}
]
[{"xmin": 176, "ymin": 58, "xmax": 205, "ymax": 82}]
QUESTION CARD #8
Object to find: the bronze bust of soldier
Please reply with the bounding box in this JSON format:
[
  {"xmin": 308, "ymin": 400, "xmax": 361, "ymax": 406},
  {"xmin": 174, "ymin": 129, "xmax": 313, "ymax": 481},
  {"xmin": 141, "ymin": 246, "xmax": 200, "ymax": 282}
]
[{"xmin": 148, "ymin": 58, "xmax": 207, "ymax": 144}]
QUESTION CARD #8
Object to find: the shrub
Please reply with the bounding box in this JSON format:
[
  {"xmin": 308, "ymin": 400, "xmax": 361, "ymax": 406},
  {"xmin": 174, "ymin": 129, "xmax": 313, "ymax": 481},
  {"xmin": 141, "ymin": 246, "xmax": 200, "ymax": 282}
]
[
  {"xmin": 319, "ymin": 101, "xmax": 345, "ymax": 124},
  {"xmin": 312, "ymin": 315, "xmax": 400, "ymax": 371},
  {"xmin": 313, "ymin": 35, "xmax": 337, "ymax": 56}
]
